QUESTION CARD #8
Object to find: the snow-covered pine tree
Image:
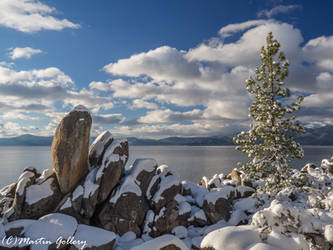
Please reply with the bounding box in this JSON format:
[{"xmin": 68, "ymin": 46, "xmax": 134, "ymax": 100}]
[{"xmin": 233, "ymin": 32, "xmax": 305, "ymax": 191}]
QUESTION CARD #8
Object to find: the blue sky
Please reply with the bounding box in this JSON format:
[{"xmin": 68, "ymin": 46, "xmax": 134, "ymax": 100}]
[{"xmin": 0, "ymin": 0, "xmax": 332, "ymax": 138}]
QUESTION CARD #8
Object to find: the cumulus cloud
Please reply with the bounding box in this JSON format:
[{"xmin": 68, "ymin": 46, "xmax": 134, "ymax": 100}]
[
  {"xmin": 0, "ymin": 0, "xmax": 79, "ymax": 33},
  {"xmin": 138, "ymin": 109, "xmax": 204, "ymax": 124},
  {"xmin": 303, "ymin": 35, "xmax": 333, "ymax": 72},
  {"xmin": 103, "ymin": 46, "xmax": 201, "ymax": 82},
  {"xmin": 257, "ymin": 5, "xmax": 302, "ymax": 18},
  {"xmin": 98, "ymin": 19, "xmax": 333, "ymax": 137},
  {"xmin": 8, "ymin": 47, "xmax": 42, "ymax": 60},
  {"xmin": 92, "ymin": 114, "xmax": 125, "ymax": 125}
]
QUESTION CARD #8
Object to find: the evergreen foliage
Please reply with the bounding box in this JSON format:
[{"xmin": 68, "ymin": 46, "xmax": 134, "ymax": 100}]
[{"xmin": 233, "ymin": 32, "xmax": 305, "ymax": 190}]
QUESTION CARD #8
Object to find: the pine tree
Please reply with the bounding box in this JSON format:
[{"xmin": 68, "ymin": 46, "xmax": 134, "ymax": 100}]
[{"xmin": 233, "ymin": 32, "xmax": 305, "ymax": 191}]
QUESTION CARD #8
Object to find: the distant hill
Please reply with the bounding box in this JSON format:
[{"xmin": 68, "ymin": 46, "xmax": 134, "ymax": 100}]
[{"xmin": 2, "ymin": 125, "xmax": 333, "ymax": 146}]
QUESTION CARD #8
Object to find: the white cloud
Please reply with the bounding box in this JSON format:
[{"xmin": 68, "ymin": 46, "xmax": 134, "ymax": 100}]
[
  {"xmin": 9, "ymin": 47, "xmax": 42, "ymax": 60},
  {"xmin": 138, "ymin": 109, "xmax": 203, "ymax": 124},
  {"xmin": 218, "ymin": 20, "xmax": 268, "ymax": 39},
  {"xmin": 303, "ymin": 36, "xmax": 333, "ymax": 72},
  {"xmin": 103, "ymin": 46, "xmax": 201, "ymax": 82},
  {"xmin": 131, "ymin": 99, "xmax": 158, "ymax": 110},
  {"xmin": 186, "ymin": 21, "xmax": 303, "ymax": 66},
  {"xmin": 257, "ymin": 5, "xmax": 302, "ymax": 18},
  {"xmin": 0, "ymin": 0, "xmax": 79, "ymax": 33},
  {"xmin": 89, "ymin": 81, "xmax": 111, "ymax": 92}
]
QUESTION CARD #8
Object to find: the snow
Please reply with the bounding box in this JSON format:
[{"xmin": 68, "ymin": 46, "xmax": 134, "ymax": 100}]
[
  {"xmin": 193, "ymin": 209, "xmax": 207, "ymax": 221},
  {"xmin": 73, "ymin": 105, "xmax": 89, "ymax": 112},
  {"xmin": 25, "ymin": 178, "xmax": 54, "ymax": 205},
  {"xmin": 0, "ymin": 223, "xmax": 5, "ymax": 238},
  {"xmin": 60, "ymin": 197, "xmax": 72, "ymax": 210},
  {"xmin": 200, "ymin": 225, "xmax": 261, "ymax": 250},
  {"xmin": 35, "ymin": 169, "xmax": 54, "ymax": 184},
  {"xmin": 325, "ymin": 224, "xmax": 333, "ymax": 242},
  {"xmin": 266, "ymin": 231, "xmax": 309, "ymax": 250},
  {"xmin": 178, "ymin": 201, "xmax": 191, "ymax": 215},
  {"xmin": 72, "ymin": 224, "xmax": 117, "ymax": 248},
  {"xmin": 129, "ymin": 158, "xmax": 157, "ymax": 180},
  {"xmin": 172, "ymin": 226, "xmax": 187, "ymax": 239},
  {"xmin": 146, "ymin": 175, "xmax": 159, "ymax": 199},
  {"xmin": 90, "ymin": 131, "xmax": 113, "ymax": 158},
  {"xmin": 204, "ymin": 185, "xmax": 235, "ymax": 204},
  {"xmin": 16, "ymin": 171, "xmax": 35, "ymax": 196},
  {"xmin": 110, "ymin": 175, "xmax": 142, "ymax": 204},
  {"xmin": 96, "ymin": 139, "xmax": 127, "ymax": 180},
  {"xmin": 83, "ymin": 168, "xmax": 99, "ymax": 199},
  {"xmin": 246, "ymin": 243, "xmax": 281, "ymax": 250},
  {"xmin": 119, "ymin": 231, "xmax": 137, "ymax": 242},
  {"xmin": 4, "ymin": 219, "xmax": 36, "ymax": 233},
  {"xmin": 25, "ymin": 213, "xmax": 78, "ymax": 243},
  {"xmin": 234, "ymin": 197, "xmax": 258, "ymax": 212},
  {"xmin": 152, "ymin": 174, "xmax": 180, "ymax": 203},
  {"xmin": 72, "ymin": 185, "xmax": 84, "ymax": 200},
  {"xmin": 130, "ymin": 234, "xmax": 189, "ymax": 250}
]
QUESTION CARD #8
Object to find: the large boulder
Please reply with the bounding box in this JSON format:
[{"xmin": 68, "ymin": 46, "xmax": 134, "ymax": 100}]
[
  {"xmin": 97, "ymin": 176, "xmax": 149, "ymax": 236},
  {"xmin": 51, "ymin": 105, "xmax": 92, "ymax": 194},
  {"xmin": 5, "ymin": 169, "xmax": 37, "ymax": 220},
  {"xmin": 202, "ymin": 187, "xmax": 234, "ymax": 223},
  {"xmin": 22, "ymin": 177, "xmax": 63, "ymax": 219},
  {"xmin": 88, "ymin": 131, "xmax": 113, "ymax": 169},
  {"xmin": 95, "ymin": 138, "xmax": 128, "ymax": 204}
]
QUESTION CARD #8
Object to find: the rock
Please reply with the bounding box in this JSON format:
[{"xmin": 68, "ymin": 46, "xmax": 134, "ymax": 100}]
[
  {"xmin": 130, "ymin": 158, "xmax": 157, "ymax": 195},
  {"xmin": 4, "ymin": 219, "xmax": 36, "ymax": 237},
  {"xmin": 81, "ymin": 168, "xmax": 100, "ymax": 219},
  {"xmin": 98, "ymin": 176, "xmax": 149, "ymax": 236},
  {"xmin": 188, "ymin": 208, "xmax": 208, "ymax": 227},
  {"xmin": 153, "ymin": 201, "xmax": 181, "ymax": 236},
  {"xmin": 230, "ymin": 169, "xmax": 242, "ymax": 186},
  {"xmin": 96, "ymin": 138, "xmax": 128, "ymax": 204},
  {"xmin": 200, "ymin": 225, "xmax": 261, "ymax": 250},
  {"xmin": 51, "ymin": 105, "xmax": 92, "ymax": 194},
  {"xmin": 88, "ymin": 131, "xmax": 113, "ymax": 169},
  {"xmin": 203, "ymin": 190, "xmax": 233, "ymax": 223},
  {"xmin": 22, "ymin": 177, "xmax": 63, "ymax": 219},
  {"xmin": 0, "ymin": 182, "xmax": 17, "ymax": 198},
  {"xmin": 7, "ymin": 170, "xmax": 37, "ymax": 220},
  {"xmin": 69, "ymin": 224, "xmax": 117, "ymax": 250},
  {"xmin": 236, "ymin": 186, "xmax": 255, "ymax": 198},
  {"xmin": 35, "ymin": 169, "xmax": 55, "ymax": 184},
  {"xmin": 151, "ymin": 165, "xmax": 181, "ymax": 211},
  {"xmin": 24, "ymin": 213, "xmax": 78, "ymax": 250},
  {"xmin": 130, "ymin": 234, "xmax": 189, "ymax": 250},
  {"xmin": 301, "ymin": 163, "xmax": 317, "ymax": 173}
]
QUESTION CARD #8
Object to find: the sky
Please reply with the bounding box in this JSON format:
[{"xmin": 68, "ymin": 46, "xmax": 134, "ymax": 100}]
[{"xmin": 0, "ymin": 0, "xmax": 333, "ymax": 138}]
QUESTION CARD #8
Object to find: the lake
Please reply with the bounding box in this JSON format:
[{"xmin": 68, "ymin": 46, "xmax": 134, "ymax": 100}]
[{"xmin": 0, "ymin": 145, "xmax": 332, "ymax": 187}]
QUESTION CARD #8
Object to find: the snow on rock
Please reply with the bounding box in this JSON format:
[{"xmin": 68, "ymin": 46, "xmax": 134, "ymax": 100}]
[
  {"xmin": 172, "ymin": 226, "xmax": 188, "ymax": 239},
  {"xmin": 72, "ymin": 185, "xmax": 84, "ymax": 201},
  {"xmin": 130, "ymin": 234, "xmax": 189, "ymax": 250},
  {"xmin": 200, "ymin": 225, "xmax": 262, "ymax": 250},
  {"xmin": 245, "ymin": 242, "xmax": 281, "ymax": 250},
  {"xmin": 25, "ymin": 213, "xmax": 78, "ymax": 244},
  {"xmin": 204, "ymin": 186, "xmax": 235, "ymax": 204},
  {"xmin": 73, "ymin": 104, "xmax": 89, "ymax": 112},
  {"xmin": 110, "ymin": 175, "xmax": 142, "ymax": 204},
  {"xmin": 83, "ymin": 168, "xmax": 99, "ymax": 199},
  {"xmin": 324, "ymin": 224, "xmax": 333, "ymax": 242},
  {"xmin": 16, "ymin": 171, "xmax": 35, "ymax": 196},
  {"xmin": 129, "ymin": 158, "xmax": 157, "ymax": 180},
  {"xmin": 71, "ymin": 224, "xmax": 117, "ymax": 249},
  {"xmin": 4, "ymin": 219, "xmax": 36, "ymax": 236},
  {"xmin": 266, "ymin": 231, "xmax": 309, "ymax": 250},
  {"xmin": 25, "ymin": 178, "xmax": 54, "ymax": 205},
  {"xmin": 35, "ymin": 169, "xmax": 54, "ymax": 184},
  {"xmin": 233, "ymin": 197, "xmax": 258, "ymax": 213},
  {"xmin": 89, "ymin": 130, "xmax": 113, "ymax": 169},
  {"xmin": 0, "ymin": 223, "xmax": 5, "ymax": 238},
  {"xmin": 178, "ymin": 201, "xmax": 191, "ymax": 216}
]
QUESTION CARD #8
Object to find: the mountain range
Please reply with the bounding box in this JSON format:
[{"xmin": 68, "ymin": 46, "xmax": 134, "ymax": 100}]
[{"xmin": 1, "ymin": 125, "xmax": 333, "ymax": 146}]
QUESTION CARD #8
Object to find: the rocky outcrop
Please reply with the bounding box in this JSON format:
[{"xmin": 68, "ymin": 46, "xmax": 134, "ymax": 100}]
[{"xmin": 51, "ymin": 105, "xmax": 92, "ymax": 194}]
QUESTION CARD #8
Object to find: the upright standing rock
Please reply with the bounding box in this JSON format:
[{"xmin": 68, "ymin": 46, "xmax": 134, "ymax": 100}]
[{"xmin": 51, "ymin": 105, "xmax": 92, "ymax": 194}]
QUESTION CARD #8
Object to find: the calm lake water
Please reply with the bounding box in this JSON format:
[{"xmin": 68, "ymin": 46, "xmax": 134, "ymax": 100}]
[{"xmin": 0, "ymin": 145, "xmax": 332, "ymax": 187}]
